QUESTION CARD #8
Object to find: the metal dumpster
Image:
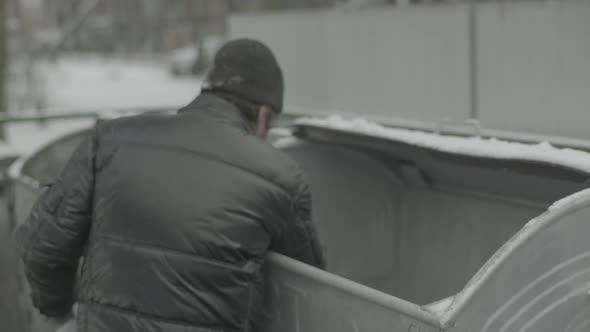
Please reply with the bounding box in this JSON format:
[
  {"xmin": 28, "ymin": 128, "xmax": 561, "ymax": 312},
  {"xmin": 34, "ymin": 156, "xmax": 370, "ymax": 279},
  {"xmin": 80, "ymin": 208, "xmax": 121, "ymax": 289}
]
[
  {"xmin": 265, "ymin": 117, "xmax": 590, "ymax": 332},
  {"xmin": 10, "ymin": 116, "xmax": 590, "ymax": 331}
]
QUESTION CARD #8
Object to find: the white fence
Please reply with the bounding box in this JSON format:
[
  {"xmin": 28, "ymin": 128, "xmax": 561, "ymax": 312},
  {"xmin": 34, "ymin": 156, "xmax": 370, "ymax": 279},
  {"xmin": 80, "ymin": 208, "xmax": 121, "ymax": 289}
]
[{"xmin": 229, "ymin": 0, "xmax": 590, "ymax": 141}]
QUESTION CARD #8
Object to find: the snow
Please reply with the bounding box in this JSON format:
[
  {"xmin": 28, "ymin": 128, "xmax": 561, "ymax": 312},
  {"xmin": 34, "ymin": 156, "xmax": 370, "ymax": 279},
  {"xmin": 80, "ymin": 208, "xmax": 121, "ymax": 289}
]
[
  {"xmin": 2, "ymin": 57, "xmax": 202, "ymax": 159},
  {"xmin": 424, "ymin": 296, "xmax": 455, "ymax": 316},
  {"xmin": 41, "ymin": 57, "xmax": 202, "ymax": 110},
  {"xmin": 297, "ymin": 115, "xmax": 590, "ymax": 174},
  {"xmin": 273, "ymin": 135, "xmax": 300, "ymax": 149},
  {"xmin": 269, "ymin": 127, "xmax": 294, "ymax": 137}
]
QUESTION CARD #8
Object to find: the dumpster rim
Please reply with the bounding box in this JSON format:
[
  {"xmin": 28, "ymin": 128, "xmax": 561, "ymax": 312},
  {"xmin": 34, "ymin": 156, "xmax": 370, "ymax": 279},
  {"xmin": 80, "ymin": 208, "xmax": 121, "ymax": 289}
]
[
  {"xmin": 266, "ymin": 252, "xmax": 444, "ymax": 328},
  {"xmin": 7, "ymin": 126, "xmax": 94, "ymax": 188},
  {"xmin": 294, "ymin": 116, "xmax": 590, "ymax": 176},
  {"xmin": 441, "ymin": 188, "xmax": 590, "ymax": 327}
]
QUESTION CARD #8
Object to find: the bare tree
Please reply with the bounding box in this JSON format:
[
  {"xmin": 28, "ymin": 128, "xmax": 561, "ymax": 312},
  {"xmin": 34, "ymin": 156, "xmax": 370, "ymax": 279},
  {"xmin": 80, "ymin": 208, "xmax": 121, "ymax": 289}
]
[
  {"xmin": 49, "ymin": 0, "xmax": 102, "ymax": 60},
  {"xmin": 0, "ymin": 1, "xmax": 24, "ymax": 318},
  {"xmin": 0, "ymin": 0, "xmax": 8, "ymax": 139},
  {"xmin": 0, "ymin": 0, "xmax": 5, "ymax": 123}
]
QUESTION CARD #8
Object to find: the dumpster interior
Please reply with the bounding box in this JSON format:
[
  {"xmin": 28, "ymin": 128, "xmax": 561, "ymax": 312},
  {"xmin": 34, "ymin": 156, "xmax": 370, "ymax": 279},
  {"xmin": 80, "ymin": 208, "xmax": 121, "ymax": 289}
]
[
  {"xmin": 284, "ymin": 126, "xmax": 590, "ymax": 305},
  {"xmin": 13, "ymin": 125, "xmax": 590, "ymax": 307}
]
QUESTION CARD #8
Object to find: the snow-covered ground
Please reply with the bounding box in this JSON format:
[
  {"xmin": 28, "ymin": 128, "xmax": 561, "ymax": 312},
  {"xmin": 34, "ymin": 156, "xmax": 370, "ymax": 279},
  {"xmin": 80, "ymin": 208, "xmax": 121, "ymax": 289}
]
[
  {"xmin": 4, "ymin": 57, "xmax": 202, "ymax": 158},
  {"xmin": 41, "ymin": 57, "xmax": 201, "ymax": 110}
]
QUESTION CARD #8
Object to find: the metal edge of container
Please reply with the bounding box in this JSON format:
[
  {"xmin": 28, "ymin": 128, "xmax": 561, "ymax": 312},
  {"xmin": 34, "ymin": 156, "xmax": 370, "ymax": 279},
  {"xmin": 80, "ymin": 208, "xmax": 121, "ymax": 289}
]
[
  {"xmin": 294, "ymin": 123, "xmax": 590, "ymax": 181},
  {"xmin": 440, "ymin": 189, "xmax": 590, "ymax": 328},
  {"xmin": 6, "ymin": 126, "xmax": 95, "ymax": 188},
  {"xmin": 266, "ymin": 253, "xmax": 444, "ymax": 328}
]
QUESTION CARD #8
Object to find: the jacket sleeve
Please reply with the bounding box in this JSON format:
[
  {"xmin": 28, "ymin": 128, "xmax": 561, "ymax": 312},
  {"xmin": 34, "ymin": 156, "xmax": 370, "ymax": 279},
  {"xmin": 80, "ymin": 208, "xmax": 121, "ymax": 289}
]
[
  {"xmin": 16, "ymin": 129, "xmax": 97, "ymax": 318},
  {"xmin": 271, "ymin": 172, "xmax": 326, "ymax": 269}
]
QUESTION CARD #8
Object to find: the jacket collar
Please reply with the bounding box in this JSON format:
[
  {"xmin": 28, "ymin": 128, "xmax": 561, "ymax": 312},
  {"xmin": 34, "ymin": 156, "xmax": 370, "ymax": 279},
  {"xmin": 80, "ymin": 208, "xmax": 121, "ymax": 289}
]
[{"xmin": 179, "ymin": 93, "xmax": 254, "ymax": 133}]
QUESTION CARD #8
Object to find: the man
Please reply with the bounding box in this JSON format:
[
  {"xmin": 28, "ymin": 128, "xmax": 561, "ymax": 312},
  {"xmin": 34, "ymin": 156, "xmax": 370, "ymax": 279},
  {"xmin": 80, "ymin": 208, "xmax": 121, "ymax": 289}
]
[{"xmin": 17, "ymin": 39, "xmax": 325, "ymax": 332}]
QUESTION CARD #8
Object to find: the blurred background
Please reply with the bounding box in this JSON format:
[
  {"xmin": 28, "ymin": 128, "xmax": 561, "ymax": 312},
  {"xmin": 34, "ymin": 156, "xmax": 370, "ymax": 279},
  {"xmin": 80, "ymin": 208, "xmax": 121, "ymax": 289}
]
[
  {"xmin": 1, "ymin": 0, "xmax": 589, "ymax": 331},
  {"xmin": 3, "ymin": 0, "xmax": 457, "ymax": 112},
  {"xmin": 1, "ymin": 0, "xmax": 588, "ymax": 149}
]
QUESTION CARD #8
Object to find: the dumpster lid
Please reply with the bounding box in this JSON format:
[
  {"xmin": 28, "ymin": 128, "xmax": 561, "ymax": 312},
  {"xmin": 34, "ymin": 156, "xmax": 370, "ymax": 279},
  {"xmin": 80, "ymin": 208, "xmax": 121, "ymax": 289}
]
[{"xmin": 294, "ymin": 115, "xmax": 590, "ymax": 175}]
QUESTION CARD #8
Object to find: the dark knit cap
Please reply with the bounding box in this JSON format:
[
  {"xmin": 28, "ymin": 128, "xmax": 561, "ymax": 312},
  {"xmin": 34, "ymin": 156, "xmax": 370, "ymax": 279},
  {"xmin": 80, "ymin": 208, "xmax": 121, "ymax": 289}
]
[{"xmin": 203, "ymin": 39, "xmax": 284, "ymax": 113}]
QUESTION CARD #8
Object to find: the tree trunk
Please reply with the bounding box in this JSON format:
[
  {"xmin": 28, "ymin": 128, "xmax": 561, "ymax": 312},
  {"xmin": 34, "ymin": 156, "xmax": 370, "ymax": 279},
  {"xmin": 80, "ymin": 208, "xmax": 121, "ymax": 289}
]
[
  {"xmin": 0, "ymin": 0, "xmax": 6, "ymax": 139},
  {"xmin": 0, "ymin": 5, "xmax": 28, "ymax": 332}
]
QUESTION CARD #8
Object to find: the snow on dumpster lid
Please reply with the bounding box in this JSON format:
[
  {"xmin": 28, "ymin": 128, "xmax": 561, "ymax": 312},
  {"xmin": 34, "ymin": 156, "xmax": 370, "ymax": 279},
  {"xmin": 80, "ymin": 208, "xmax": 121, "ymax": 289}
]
[{"xmin": 296, "ymin": 115, "xmax": 590, "ymax": 174}]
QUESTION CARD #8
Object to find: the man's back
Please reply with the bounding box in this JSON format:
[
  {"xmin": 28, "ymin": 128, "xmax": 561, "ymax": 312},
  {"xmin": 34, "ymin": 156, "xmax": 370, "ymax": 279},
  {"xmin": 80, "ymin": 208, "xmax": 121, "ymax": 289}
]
[{"xmin": 84, "ymin": 93, "xmax": 317, "ymax": 331}]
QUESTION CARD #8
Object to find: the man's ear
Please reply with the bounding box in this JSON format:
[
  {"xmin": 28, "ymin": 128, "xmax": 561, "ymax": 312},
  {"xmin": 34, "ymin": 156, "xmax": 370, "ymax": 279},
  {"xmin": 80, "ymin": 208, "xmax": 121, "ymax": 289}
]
[{"xmin": 255, "ymin": 105, "xmax": 273, "ymax": 138}]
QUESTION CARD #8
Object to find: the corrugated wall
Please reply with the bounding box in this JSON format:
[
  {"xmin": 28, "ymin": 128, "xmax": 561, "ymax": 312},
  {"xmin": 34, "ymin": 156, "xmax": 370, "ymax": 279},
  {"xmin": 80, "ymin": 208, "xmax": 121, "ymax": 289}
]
[
  {"xmin": 230, "ymin": 6, "xmax": 470, "ymax": 123},
  {"xmin": 229, "ymin": 1, "xmax": 590, "ymax": 140},
  {"xmin": 476, "ymin": 1, "xmax": 590, "ymax": 139}
]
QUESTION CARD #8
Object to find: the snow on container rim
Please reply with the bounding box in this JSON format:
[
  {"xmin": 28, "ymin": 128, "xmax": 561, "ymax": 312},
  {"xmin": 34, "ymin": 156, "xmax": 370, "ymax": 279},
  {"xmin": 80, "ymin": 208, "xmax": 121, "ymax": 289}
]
[
  {"xmin": 424, "ymin": 296, "xmax": 455, "ymax": 316},
  {"xmin": 296, "ymin": 115, "xmax": 590, "ymax": 174}
]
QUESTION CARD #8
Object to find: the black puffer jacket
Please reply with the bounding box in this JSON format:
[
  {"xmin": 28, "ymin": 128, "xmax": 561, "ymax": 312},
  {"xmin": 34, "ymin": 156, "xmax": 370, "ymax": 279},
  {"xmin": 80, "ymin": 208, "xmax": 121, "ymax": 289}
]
[{"xmin": 17, "ymin": 93, "xmax": 325, "ymax": 332}]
